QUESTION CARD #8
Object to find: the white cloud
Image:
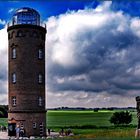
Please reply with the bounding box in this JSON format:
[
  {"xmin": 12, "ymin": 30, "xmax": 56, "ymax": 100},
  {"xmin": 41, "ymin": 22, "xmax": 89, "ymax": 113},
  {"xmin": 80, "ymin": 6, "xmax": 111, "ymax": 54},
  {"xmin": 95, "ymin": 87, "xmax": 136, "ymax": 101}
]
[
  {"xmin": 47, "ymin": 91, "xmax": 135, "ymax": 108},
  {"xmin": 95, "ymin": 1, "xmax": 111, "ymax": 12},
  {"xmin": 0, "ymin": 27, "xmax": 8, "ymax": 105},
  {"xmin": 8, "ymin": 8, "xmax": 14, "ymax": 13},
  {"xmin": 130, "ymin": 17, "xmax": 140, "ymax": 37},
  {"xmin": 46, "ymin": 2, "xmax": 130, "ymax": 69},
  {"xmin": 0, "ymin": 19, "xmax": 6, "ymax": 25},
  {"xmin": 46, "ymin": 1, "xmax": 140, "ymax": 107},
  {"xmin": 0, "ymin": 28, "xmax": 8, "ymax": 68}
]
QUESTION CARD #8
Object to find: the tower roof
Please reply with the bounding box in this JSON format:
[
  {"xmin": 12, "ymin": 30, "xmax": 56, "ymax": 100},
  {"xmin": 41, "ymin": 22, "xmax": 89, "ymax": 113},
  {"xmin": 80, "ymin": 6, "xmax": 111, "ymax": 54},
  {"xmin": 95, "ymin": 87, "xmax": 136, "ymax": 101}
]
[
  {"xmin": 12, "ymin": 7, "xmax": 40, "ymax": 26},
  {"xmin": 14, "ymin": 7, "xmax": 40, "ymax": 16}
]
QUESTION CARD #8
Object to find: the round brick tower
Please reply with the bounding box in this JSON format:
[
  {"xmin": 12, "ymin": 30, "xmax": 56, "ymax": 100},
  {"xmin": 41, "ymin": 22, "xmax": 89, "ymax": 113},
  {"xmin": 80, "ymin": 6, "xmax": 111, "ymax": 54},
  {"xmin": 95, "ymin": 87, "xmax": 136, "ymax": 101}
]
[{"xmin": 7, "ymin": 7, "xmax": 46, "ymax": 137}]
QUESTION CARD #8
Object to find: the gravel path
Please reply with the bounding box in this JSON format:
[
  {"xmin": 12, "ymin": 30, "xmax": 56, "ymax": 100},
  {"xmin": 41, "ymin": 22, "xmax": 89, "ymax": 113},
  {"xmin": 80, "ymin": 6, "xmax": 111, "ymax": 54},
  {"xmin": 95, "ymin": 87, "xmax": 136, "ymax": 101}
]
[
  {"xmin": 0, "ymin": 131, "xmax": 73, "ymax": 139},
  {"xmin": 0, "ymin": 132, "xmax": 9, "ymax": 139},
  {"xmin": 0, "ymin": 131, "xmax": 60, "ymax": 139}
]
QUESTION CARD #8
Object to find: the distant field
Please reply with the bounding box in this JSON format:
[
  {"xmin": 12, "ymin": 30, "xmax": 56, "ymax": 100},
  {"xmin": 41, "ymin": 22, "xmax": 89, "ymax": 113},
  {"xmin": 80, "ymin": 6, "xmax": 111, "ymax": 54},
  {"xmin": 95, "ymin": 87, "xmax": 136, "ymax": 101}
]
[
  {"xmin": 47, "ymin": 110, "xmax": 138, "ymax": 139},
  {"xmin": 47, "ymin": 110, "xmax": 112, "ymax": 128}
]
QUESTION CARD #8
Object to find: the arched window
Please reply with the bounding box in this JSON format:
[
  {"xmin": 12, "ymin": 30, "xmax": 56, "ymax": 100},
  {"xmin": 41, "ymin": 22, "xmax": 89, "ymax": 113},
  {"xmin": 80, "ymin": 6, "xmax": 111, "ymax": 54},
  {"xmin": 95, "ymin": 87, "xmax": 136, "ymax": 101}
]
[
  {"xmin": 38, "ymin": 49, "xmax": 43, "ymax": 59},
  {"xmin": 12, "ymin": 73, "xmax": 16, "ymax": 83},
  {"xmin": 12, "ymin": 48, "xmax": 16, "ymax": 59},
  {"xmin": 38, "ymin": 74, "xmax": 43, "ymax": 84},
  {"xmin": 11, "ymin": 31, "xmax": 15, "ymax": 39},
  {"xmin": 38, "ymin": 97, "xmax": 42, "ymax": 106}
]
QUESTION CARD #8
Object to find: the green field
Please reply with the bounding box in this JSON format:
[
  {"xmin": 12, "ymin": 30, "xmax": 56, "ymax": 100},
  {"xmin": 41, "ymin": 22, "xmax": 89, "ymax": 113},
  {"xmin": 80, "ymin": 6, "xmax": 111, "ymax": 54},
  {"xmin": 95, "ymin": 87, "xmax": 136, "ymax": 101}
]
[
  {"xmin": 47, "ymin": 110, "xmax": 138, "ymax": 139},
  {"xmin": 0, "ymin": 110, "xmax": 138, "ymax": 139},
  {"xmin": 47, "ymin": 110, "xmax": 137, "ymax": 128}
]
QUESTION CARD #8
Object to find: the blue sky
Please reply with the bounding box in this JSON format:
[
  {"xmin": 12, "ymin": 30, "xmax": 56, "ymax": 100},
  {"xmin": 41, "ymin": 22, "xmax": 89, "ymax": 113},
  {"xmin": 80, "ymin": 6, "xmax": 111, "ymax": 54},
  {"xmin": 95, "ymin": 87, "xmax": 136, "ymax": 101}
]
[
  {"xmin": 0, "ymin": 0, "xmax": 98, "ymax": 28},
  {"xmin": 0, "ymin": 1, "xmax": 140, "ymax": 28},
  {"xmin": 1, "ymin": 1, "xmax": 140, "ymax": 108}
]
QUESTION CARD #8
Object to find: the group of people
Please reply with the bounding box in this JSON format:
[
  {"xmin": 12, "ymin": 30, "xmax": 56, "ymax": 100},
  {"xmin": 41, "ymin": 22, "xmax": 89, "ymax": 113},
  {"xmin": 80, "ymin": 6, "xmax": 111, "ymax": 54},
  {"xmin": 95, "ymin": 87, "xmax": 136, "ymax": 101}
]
[
  {"xmin": 65, "ymin": 128, "xmax": 72, "ymax": 136},
  {"xmin": 15, "ymin": 124, "xmax": 25, "ymax": 139},
  {"xmin": 59, "ymin": 128, "xmax": 72, "ymax": 136},
  {"xmin": 47, "ymin": 128, "xmax": 72, "ymax": 137}
]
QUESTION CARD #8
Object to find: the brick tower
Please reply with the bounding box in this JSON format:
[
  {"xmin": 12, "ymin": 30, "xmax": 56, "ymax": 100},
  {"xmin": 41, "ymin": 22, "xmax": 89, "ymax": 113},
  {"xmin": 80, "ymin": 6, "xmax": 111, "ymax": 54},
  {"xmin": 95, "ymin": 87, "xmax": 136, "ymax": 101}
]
[{"xmin": 7, "ymin": 7, "xmax": 46, "ymax": 137}]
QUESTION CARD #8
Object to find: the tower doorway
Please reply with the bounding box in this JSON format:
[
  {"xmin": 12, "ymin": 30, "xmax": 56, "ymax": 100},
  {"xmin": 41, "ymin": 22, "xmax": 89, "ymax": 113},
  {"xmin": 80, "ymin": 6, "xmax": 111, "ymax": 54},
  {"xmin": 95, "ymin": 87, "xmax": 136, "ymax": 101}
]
[{"xmin": 8, "ymin": 118, "xmax": 16, "ymax": 136}]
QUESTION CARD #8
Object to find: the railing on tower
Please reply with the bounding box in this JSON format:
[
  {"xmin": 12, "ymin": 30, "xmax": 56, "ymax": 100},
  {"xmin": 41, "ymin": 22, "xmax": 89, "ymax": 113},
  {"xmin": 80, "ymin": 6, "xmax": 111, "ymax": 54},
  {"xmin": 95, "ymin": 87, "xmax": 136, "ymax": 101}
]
[
  {"xmin": 7, "ymin": 21, "xmax": 46, "ymax": 28},
  {"xmin": 7, "ymin": 7, "xmax": 46, "ymax": 29}
]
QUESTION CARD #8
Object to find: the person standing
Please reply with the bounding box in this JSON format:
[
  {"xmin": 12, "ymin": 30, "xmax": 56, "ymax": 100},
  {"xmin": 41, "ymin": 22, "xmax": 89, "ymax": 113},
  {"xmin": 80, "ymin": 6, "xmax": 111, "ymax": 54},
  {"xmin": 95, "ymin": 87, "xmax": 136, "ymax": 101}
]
[
  {"xmin": 48, "ymin": 129, "xmax": 50, "ymax": 136},
  {"xmin": 20, "ymin": 127, "xmax": 25, "ymax": 137},
  {"xmin": 15, "ymin": 124, "xmax": 20, "ymax": 139}
]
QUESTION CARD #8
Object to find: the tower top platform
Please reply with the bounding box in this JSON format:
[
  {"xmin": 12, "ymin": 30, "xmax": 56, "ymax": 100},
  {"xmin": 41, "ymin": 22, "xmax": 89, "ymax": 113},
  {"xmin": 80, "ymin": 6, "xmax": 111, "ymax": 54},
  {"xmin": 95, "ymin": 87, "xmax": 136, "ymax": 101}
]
[{"xmin": 12, "ymin": 7, "xmax": 40, "ymax": 26}]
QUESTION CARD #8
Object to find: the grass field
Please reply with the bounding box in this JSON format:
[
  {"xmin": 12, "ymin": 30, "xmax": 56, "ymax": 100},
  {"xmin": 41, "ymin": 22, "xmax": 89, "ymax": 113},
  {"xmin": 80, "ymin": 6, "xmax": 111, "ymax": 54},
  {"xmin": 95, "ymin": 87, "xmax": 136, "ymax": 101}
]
[
  {"xmin": 47, "ymin": 110, "xmax": 137, "ymax": 128},
  {"xmin": 47, "ymin": 110, "xmax": 138, "ymax": 139}
]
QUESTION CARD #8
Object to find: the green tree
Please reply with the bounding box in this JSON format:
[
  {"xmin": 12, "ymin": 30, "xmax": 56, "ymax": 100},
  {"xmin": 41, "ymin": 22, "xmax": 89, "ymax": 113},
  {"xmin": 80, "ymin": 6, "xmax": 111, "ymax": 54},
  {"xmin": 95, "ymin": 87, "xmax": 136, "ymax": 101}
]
[
  {"xmin": 0, "ymin": 105, "xmax": 8, "ymax": 118},
  {"xmin": 109, "ymin": 111, "xmax": 132, "ymax": 125}
]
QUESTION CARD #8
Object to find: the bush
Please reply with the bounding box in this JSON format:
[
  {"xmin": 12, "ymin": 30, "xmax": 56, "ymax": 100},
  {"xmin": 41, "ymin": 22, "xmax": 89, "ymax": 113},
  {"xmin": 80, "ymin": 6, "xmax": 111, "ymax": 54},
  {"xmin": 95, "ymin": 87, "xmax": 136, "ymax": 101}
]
[{"xmin": 109, "ymin": 111, "xmax": 132, "ymax": 125}]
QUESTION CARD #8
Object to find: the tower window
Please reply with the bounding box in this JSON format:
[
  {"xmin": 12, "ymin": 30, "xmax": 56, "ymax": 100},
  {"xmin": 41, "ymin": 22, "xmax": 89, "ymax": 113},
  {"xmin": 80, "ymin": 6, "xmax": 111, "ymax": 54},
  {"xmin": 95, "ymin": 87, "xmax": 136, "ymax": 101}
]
[
  {"xmin": 17, "ymin": 30, "xmax": 24, "ymax": 37},
  {"xmin": 12, "ymin": 48, "xmax": 16, "ymax": 59},
  {"xmin": 12, "ymin": 96, "xmax": 16, "ymax": 106},
  {"xmin": 39, "ymin": 97, "xmax": 43, "ymax": 106},
  {"xmin": 33, "ymin": 122, "xmax": 37, "ymax": 129},
  {"xmin": 38, "ymin": 49, "xmax": 43, "ymax": 59},
  {"xmin": 32, "ymin": 31, "xmax": 38, "ymax": 38},
  {"xmin": 12, "ymin": 73, "xmax": 16, "ymax": 83},
  {"xmin": 38, "ymin": 74, "xmax": 43, "ymax": 84}
]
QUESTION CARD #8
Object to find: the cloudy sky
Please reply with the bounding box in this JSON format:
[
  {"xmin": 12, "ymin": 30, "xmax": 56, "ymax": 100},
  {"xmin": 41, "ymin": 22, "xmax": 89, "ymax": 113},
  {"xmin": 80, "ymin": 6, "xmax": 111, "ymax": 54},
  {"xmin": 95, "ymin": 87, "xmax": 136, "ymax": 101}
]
[{"xmin": 1, "ymin": 1, "xmax": 140, "ymax": 108}]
